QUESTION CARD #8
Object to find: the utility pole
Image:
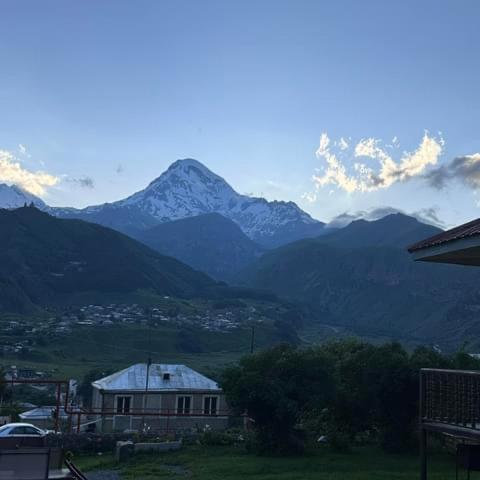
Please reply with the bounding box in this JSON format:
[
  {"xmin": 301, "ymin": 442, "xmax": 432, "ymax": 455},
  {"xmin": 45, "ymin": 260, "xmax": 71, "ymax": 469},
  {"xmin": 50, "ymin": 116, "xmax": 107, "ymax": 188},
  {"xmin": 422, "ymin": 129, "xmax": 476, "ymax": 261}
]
[
  {"xmin": 145, "ymin": 357, "xmax": 152, "ymax": 392},
  {"xmin": 142, "ymin": 357, "xmax": 152, "ymax": 433}
]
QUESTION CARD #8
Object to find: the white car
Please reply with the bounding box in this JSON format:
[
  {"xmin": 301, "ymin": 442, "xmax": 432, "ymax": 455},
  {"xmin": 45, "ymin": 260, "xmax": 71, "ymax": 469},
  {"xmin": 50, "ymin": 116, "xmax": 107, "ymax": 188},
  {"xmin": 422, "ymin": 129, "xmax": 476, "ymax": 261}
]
[{"xmin": 0, "ymin": 423, "xmax": 46, "ymax": 437}]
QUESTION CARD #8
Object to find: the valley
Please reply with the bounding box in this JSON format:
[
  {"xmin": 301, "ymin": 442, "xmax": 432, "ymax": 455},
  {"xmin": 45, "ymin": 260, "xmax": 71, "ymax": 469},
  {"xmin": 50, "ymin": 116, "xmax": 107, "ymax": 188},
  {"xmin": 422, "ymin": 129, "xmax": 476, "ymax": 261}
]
[
  {"xmin": 1, "ymin": 5, "xmax": 477, "ymax": 478},
  {"xmin": 1, "ymin": 159, "xmax": 480, "ymax": 357},
  {"xmin": 0, "ymin": 294, "xmax": 301, "ymax": 379}
]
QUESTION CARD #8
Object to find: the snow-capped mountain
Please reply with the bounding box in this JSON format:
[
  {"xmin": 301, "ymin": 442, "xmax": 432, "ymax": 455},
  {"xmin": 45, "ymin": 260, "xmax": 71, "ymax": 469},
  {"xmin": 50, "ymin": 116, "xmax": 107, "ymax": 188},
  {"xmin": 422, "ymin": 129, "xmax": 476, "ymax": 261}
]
[
  {"xmin": 67, "ymin": 159, "xmax": 325, "ymax": 246},
  {"xmin": 0, "ymin": 159, "xmax": 325, "ymax": 247},
  {"xmin": 0, "ymin": 184, "xmax": 47, "ymax": 209}
]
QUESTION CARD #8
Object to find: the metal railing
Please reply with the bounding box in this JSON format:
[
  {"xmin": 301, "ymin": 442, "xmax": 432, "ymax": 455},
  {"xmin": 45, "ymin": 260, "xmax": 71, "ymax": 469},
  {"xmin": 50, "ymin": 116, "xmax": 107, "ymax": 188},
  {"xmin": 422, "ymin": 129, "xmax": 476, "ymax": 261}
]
[
  {"xmin": 1, "ymin": 379, "xmax": 239, "ymax": 434},
  {"xmin": 420, "ymin": 368, "xmax": 480, "ymax": 431}
]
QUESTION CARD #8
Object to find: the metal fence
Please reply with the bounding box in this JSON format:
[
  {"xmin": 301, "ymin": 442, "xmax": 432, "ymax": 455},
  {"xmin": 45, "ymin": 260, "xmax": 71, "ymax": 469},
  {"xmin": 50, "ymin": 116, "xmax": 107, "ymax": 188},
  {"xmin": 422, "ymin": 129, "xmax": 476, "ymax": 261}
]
[
  {"xmin": 420, "ymin": 368, "xmax": 480, "ymax": 430},
  {"xmin": 2, "ymin": 379, "xmax": 245, "ymax": 435}
]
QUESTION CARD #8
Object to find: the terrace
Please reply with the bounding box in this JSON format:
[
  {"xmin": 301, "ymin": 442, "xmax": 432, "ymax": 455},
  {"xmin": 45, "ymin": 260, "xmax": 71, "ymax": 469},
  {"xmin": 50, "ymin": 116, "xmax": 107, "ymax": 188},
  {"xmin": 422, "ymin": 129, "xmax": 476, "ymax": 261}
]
[
  {"xmin": 419, "ymin": 368, "xmax": 480, "ymax": 479},
  {"xmin": 420, "ymin": 368, "xmax": 480, "ymax": 438},
  {"xmin": 409, "ymin": 218, "xmax": 480, "ymax": 479}
]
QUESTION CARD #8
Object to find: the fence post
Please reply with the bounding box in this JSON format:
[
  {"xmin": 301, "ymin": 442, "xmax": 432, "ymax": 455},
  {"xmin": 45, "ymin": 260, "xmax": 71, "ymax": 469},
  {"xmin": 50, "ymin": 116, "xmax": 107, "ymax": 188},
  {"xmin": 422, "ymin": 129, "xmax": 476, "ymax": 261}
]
[
  {"xmin": 420, "ymin": 428, "xmax": 427, "ymax": 480},
  {"xmin": 54, "ymin": 384, "xmax": 61, "ymax": 433},
  {"xmin": 419, "ymin": 370, "xmax": 427, "ymax": 480}
]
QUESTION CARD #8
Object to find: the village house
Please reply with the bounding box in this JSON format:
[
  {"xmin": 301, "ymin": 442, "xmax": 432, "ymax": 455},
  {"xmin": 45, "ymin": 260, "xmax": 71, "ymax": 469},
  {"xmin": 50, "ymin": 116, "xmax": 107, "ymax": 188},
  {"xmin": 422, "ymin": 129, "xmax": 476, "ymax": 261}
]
[
  {"xmin": 19, "ymin": 406, "xmax": 69, "ymax": 430},
  {"xmin": 91, "ymin": 363, "xmax": 229, "ymax": 433}
]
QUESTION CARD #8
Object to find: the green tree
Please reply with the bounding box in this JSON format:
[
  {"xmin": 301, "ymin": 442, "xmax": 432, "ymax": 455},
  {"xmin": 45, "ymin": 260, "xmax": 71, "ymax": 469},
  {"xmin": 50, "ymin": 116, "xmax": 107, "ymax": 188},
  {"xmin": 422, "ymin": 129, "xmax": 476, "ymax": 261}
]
[
  {"xmin": 319, "ymin": 339, "xmax": 378, "ymax": 440},
  {"xmin": 221, "ymin": 344, "xmax": 335, "ymax": 454},
  {"xmin": 77, "ymin": 368, "xmax": 114, "ymax": 408},
  {"xmin": 320, "ymin": 341, "xmax": 455, "ymax": 452}
]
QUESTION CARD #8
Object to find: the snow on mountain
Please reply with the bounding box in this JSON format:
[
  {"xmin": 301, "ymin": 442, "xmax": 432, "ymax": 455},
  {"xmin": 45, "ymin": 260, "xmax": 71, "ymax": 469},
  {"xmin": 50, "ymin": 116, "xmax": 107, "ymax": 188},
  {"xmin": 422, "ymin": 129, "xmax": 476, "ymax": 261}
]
[
  {"xmin": 0, "ymin": 184, "xmax": 47, "ymax": 209},
  {"xmin": 96, "ymin": 159, "xmax": 324, "ymax": 246},
  {"xmin": 0, "ymin": 160, "xmax": 325, "ymax": 247}
]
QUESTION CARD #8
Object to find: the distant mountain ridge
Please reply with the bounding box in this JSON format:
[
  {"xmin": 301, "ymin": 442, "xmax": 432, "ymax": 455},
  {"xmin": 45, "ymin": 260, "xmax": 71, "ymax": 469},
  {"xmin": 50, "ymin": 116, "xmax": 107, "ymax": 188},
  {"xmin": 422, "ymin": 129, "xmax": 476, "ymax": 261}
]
[
  {"xmin": 239, "ymin": 213, "xmax": 480, "ymax": 348},
  {"xmin": 319, "ymin": 213, "xmax": 442, "ymax": 249},
  {"xmin": 0, "ymin": 159, "xmax": 323, "ymax": 247},
  {"xmin": 0, "ymin": 184, "xmax": 47, "ymax": 209},
  {"xmin": 137, "ymin": 213, "xmax": 264, "ymax": 281}
]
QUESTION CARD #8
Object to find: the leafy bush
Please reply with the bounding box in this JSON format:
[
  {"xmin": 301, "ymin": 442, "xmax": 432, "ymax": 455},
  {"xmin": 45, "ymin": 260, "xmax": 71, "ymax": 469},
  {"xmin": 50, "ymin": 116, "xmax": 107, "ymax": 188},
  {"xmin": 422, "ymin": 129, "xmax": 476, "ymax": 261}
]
[
  {"xmin": 222, "ymin": 340, "xmax": 480, "ymax": 456},
  {"xmin": 221, "ymin": 344, "xmax": 335, "ymax": 455},
  {"xmin": 328, "ymin": 430, "xmax": 352, "ymax": 453},
  {"xmin": 199, "ymin": 430, "xmax": 236, "ymax": 446}
]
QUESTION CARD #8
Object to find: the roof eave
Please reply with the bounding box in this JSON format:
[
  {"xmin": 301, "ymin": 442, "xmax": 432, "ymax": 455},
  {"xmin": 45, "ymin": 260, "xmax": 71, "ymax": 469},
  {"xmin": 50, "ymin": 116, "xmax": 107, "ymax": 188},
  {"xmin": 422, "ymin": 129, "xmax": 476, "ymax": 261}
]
[
  {"xmin": 93, "ymin": 387, "xmax": 223, "ymax": 394},
  {"xmin": 410, "ymin": 235, "xmax": 480, "ymax": 266}
]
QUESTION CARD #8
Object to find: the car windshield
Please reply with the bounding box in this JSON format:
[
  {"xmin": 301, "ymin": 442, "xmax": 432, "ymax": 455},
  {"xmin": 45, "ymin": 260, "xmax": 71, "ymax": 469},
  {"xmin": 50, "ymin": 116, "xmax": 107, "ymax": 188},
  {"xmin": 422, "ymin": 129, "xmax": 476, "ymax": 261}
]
[{"xmin": 0, "ymin": 425, "xmax": 11, "ymax": 433}]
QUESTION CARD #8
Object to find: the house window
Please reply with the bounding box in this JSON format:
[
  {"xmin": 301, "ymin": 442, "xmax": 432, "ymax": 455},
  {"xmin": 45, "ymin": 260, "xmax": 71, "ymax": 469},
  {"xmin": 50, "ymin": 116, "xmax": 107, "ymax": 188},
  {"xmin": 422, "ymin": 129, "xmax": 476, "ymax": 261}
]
[
  {"xmin": 203, "ymin": 396, "xmax": 218, "ymax": 415},
  {"xmin": 177, "ymin": 396, "xmax": 192, "ymax": 415},
  {"xmin": 116, "ymin": 396, "xmax": 132, "ymax": 414}
]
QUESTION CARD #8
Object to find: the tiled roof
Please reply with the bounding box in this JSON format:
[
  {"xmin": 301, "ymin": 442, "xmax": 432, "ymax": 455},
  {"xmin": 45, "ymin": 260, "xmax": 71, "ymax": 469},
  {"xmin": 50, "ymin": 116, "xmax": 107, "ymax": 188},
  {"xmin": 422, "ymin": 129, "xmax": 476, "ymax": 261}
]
[
  {"xmin": 408, "ymin": 218, "xmax": 480, "ymax": 253},
  {"xmin": 92, "ymin": 364, "xmax": 220, "ymax": 392}
]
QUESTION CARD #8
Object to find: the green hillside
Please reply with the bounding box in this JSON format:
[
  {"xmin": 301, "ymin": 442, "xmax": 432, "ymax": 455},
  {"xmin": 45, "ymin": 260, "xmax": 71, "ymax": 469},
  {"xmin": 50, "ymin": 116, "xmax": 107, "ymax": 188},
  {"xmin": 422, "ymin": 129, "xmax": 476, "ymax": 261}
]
[
  {"xmin": 0, "ymin": 206, "xmax": 215, "ymax": 312},
  {"xmin": 240, "ymin": 215, "xmax": 480, "ymax": 348},
  {"xmin": 137, "ymin": 213, "xmax": 263, "ymax": 281},
  {"xmin": 320, "ymin": 213, "xmax": 441, "ymax": 249}
]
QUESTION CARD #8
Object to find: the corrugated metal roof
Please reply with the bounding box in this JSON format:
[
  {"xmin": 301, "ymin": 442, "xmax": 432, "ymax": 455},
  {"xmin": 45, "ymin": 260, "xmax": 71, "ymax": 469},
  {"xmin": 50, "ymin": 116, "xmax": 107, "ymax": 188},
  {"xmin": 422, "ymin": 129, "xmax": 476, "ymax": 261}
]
[
  {"xmin": 91, "ymin": 364, "xmax": 220, "ymax": 392},
  {"xmin": 19, "ymin": 406, "xmax": 68, "ymax": 420},
  {"xmin": 408, "ymin": 218, "xmax": 480, "ymax": 253}
]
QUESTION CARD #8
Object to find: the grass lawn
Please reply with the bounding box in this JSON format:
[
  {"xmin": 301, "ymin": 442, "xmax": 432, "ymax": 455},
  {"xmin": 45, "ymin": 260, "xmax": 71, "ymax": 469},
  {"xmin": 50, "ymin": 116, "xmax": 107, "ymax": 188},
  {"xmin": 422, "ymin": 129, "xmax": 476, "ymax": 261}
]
[{"xmin": 74, "ymin": 444, "xmax": 475, "ymax": 479}]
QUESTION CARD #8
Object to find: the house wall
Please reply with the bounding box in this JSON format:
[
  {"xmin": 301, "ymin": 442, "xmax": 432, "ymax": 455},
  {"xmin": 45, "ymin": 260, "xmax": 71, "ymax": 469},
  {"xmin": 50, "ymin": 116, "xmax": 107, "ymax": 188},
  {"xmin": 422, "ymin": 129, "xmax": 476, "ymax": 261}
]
[
  {"xmin": 95, "ymin": 390, "xmax": 230, "ymax": 434},
  {"xmin": 92, "ymin": 387, "xmax": 102, "ymax": 410},
  {"xmin": 20, "ymin": 416, "xmax": 69, "ymax": 430}
]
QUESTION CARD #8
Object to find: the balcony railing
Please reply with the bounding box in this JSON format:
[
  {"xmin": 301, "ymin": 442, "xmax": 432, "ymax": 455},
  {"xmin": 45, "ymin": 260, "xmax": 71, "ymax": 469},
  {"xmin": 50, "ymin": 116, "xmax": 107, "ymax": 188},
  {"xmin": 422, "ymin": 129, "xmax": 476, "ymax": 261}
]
[{"xmin": 420, "ymin": 368, "xmax": 480, "ymax": 432}]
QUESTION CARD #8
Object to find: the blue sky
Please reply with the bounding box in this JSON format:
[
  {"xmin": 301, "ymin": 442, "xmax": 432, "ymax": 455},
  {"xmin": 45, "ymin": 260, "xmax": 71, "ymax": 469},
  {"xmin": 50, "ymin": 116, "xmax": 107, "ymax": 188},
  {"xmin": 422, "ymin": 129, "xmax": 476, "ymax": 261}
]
[{"xmin": 0, "ymin": 0, "xmax": 479, "ymax": 227}]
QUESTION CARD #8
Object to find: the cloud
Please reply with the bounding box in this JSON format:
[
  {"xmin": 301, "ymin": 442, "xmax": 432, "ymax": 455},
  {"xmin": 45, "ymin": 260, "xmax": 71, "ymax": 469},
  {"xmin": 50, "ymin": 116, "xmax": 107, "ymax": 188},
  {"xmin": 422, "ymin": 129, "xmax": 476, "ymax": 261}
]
[
  {"xmin": 338, "ymin": 137, "xmax": 349, "ymax": 150},
  {"xmin": 311, "ymin": 132, "xmax": 444, "ymax": 194},
  {"xmin": 327, "ymin": 205, "xmax": 446, "ymax": 229},
  {"xmin": 71, "ymin": 176, "xmax": 95, "ymax": 189},
  {"xmin": 313, "ymin": 133, "xmax": 360, "ymax": 193},
  {"xmin": 424, "ymin": 153, "xmax": 480, "ymax": 190},
  {"xmin": 18, "ymin": 144, "xmax": 27, "ymax": 155},
  {"xmin": 414, "ymin": 207, "xmax": 447, "ymax": 228},
  {"xmin": 327, "ymin": 207, "xmax": 401, "ymax": 228},
  {"xmin": 0, "ymin": 150, "xmax": 58, "ymax": 196}
]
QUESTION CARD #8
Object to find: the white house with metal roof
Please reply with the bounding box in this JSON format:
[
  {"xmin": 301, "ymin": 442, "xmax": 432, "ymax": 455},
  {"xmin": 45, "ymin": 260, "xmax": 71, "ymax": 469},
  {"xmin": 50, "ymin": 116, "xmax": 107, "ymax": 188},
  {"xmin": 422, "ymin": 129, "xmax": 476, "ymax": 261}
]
[
  {"xmin": 19, "ymin": 406, "xmax": 69, "ymax": 430},
  {"xmin": 91, "ymin": 363, "xmax": 229, "ymax": 434}
]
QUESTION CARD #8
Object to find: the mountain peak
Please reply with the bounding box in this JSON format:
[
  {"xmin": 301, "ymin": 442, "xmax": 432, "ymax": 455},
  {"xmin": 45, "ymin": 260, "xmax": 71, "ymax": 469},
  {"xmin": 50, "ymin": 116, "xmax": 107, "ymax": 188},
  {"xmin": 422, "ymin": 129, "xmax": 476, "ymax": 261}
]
[
  {"xmin": 348, "ymin": 213, "xmax": 420, "ymax": 229},
  {"xmin": 0, "ymin": 183, "xmax": 46, "ymax": 209},
  {"xmin": 145, "ymin": 158, "xmax": 229, "ymax": 192},
  {"xmin": 107, "ymin": 158, "xmax": 324, "ymax": 246},
  {"xmin": 15, "ymin": 158, "xmax": 325, "ymax": 248},
  {"xmin": 168, "ymin": 158, "xmax": 210, "ymax": 171},
  {"xmin": 377, "ymin": 213, "xmax": 421, "ymax": 225},
  {"xmin": 321, "ymin": 212, "xmax": 442, "ymax": 249}
]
